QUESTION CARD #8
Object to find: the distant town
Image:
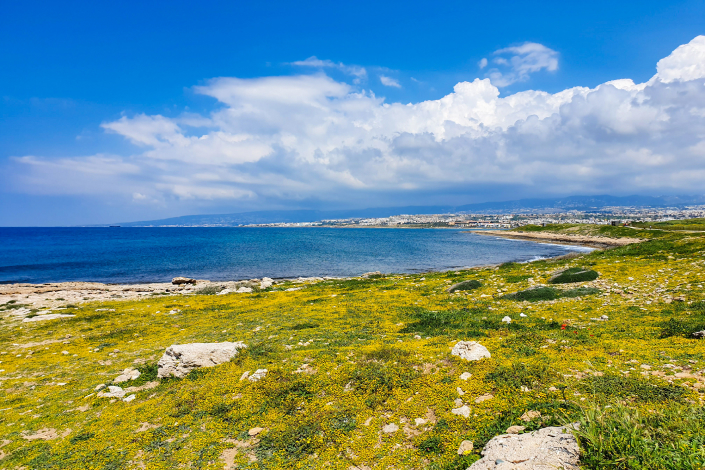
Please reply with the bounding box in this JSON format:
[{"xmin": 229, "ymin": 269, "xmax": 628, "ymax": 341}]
[{"xmin": 238, "ymin": 206, "xmax": 705, "ymax": 229}]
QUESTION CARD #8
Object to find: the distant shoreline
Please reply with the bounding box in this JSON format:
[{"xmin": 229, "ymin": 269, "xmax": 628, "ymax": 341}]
[{"xmin": 470, "ymin": 229, "xmax": 643, "ymax": 248}]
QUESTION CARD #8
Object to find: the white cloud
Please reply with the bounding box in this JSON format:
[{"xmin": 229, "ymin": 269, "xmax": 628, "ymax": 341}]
[
  {"xmin": 655, "ymin": 35, "xmax": 705, "ymax": 83},
  {"xmin": 9, "ymin": 36, "xmax": 705, "ymax": 208},
  {"xmin": 379, "ymin": 75, "xmax": 401, "ymax": 88},
  {"xmin": 290, "ymin": 56, "xmax": 367, "ymax": 81},
  {"xmin": 478, "ymin": 58, "xmax": 488, "ymax": 69},
  {"xmin": 485, "ymin": 42, "xmax": 559, "ymax": 87}
]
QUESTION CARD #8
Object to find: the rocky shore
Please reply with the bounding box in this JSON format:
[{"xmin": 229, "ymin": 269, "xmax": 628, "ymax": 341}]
[
  {"xmin": 473, "ymin": 229, "xmax": 643, "ymax": 248},
  {"xmin": 0, "ymin": 276, "xmax": 321, "ymax": 313}
]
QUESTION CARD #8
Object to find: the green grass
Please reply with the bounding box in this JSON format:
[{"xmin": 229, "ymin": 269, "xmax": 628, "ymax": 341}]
[{"xmin": 575, "ymin": 404, "xmax": 705, "ymax": 469}]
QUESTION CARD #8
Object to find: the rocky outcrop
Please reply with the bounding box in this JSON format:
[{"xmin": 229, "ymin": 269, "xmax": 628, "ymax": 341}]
[
  {"xmin": 693, "ymin": 330, "xmax": 705, "ymax": 339},
  {"xmin": 157, "ymin": 342, "xmax": 247, "ymax": 378},
  {"xmin": 172, "ymin": 277, "xmax": 196, "ymax": 285},
  {"xmin": 451, "ymin": 341, "xmax": 491, "ymax": 361},
  {"xmin": 468, "ymin": 424, "xmax": 580, "ymax": 470}
]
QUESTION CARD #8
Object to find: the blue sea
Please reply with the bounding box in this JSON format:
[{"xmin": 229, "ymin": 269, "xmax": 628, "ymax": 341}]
[{"xmin": 0, "ymin": 227, "xmax": 592, "ymax": 284}]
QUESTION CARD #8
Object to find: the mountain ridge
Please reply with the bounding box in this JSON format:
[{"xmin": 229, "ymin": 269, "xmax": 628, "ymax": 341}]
[{"xmin": 105, "ymin": 194, "xmax": 705, "ymax": 227}]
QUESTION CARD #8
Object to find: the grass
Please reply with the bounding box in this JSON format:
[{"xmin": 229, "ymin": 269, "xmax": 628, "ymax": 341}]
[
  {"xmin": 575, "ymin": 403, "xmax": 705, "ymax": 469},
  {"xmin": 0, "ymin": 227, "xmax": 704, "ymax": 469}
]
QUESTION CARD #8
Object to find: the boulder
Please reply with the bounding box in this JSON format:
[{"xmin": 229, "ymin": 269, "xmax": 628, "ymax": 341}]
[
  {"xmin": 157, "ymin": 342, "xmax": 247, "ymax": 378},
  {"xmin": 172, "ymin": 277, "xmax": 196, "ymax": 285},
  {"xmin": 260, "ymin": 277, "xmax": 274, "ymax": 289},
  {"xmin": 468, "ymin": 424, "xmax": 580, "ymax": 470},
  {"xmin": 97, "ymin": 385, "xmax": 126, "ymax": 398},
  {"xmin": 451, "ymin": 405, "xmax": 471, "ymax": 418},
  {"xmin": 113, "ymin": 368, "xmax": 141, "ymax": 383},
  {"xmin": 447, "ymin": 280, "xmax": 482, "ymax": 293},
  {"xmin": 451, "ymin": 341, "xmax": 491, "ymax": 361},
  {"xmin": 693, "ymin": 330, "xmax": 705, "ymax": 339}
]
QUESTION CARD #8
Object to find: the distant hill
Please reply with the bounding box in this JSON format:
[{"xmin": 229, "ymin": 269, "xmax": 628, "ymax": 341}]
[{"xmin": 107, "ymin": 194, "xmax": 705, "ymax": 227}]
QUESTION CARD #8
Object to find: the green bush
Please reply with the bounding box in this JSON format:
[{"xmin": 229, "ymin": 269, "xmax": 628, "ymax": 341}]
[
  {"xmin": 447, "ymin": 279, "xmax": 482, "ymax": 293},
  {"xmin": 503, "ymin": 287, "xmax": 560, "ymax": 301},
  {"xmin": 549, "ymin": 267, "xmax": 599, "ymax": 284}
]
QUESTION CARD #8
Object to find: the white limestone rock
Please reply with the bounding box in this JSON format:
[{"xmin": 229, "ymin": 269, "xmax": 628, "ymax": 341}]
[
  {"xmin": 382, "ymin": 423, "xmax": 399, "ymax": 433},
  {"xmin": 113, "ymin": 368, "xmax": 141, "ymax": 383},
  {"xmin": 468, "ymin": 424, "xmax": 580, "ymax": 470},
  {"xmin": 451, "ymin": 341, "xmax": 491, "ymax": 361},
  {"xmin": 157, "ymin": 342, "xmax": 247, "ymax": 378},
  {"xmin": 97, "ymin": 385, "xmax": 126, "ymax": 398},
  {"xmin": 172, "ymin": 277, "xmax": 196, "ymax": 285},
  {"xmin": 451, "ymin": 405, "xmax": 471, "ymax": 418},
  {"xmin": 248, "ymin": 368, "xmax": 268, "ymax": 382}
]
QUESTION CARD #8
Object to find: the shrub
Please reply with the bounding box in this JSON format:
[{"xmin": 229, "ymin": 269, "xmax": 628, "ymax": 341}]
[
  {"xmin": 447, "ymin": 280, "xmax": 482, "ymax": 293},
  {"xmin": 417, "ymin": 435, "xmax": 443, "ymax": 454},
  {"xmin": 549, "ymin": 267, "xmax": 599, "ymax": 284},
  {"xmin": 503, "ymin": 287, "xmax": 560, "ymax": 301}
]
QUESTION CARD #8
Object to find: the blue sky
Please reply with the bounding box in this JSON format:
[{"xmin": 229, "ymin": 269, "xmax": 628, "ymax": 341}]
[{"xmin": 2, "ymin": 0, "xmax": 705, "ymax": 225}]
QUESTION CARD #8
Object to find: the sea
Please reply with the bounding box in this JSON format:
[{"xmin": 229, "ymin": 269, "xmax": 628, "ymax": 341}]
[{"xmin": 0, "ymin": 227, "xmax": 593, "ymax": 284}]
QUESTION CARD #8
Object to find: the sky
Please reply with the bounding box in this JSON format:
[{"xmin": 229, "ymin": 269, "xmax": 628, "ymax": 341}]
[{"xmin": 2, "ymin": 0, "xmax": 705, "ymax": 226}]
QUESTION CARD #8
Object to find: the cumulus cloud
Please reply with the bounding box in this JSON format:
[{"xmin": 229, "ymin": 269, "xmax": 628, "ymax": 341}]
[
  {"xmin": 485, "ymin": 42, "xmax": 559, "ymax": 87},
  {"xmin": 379, "ymin": 75, "xmax": 401, "ymax": 88},
  {"xmin": 8, "ymin": 36, "xmax": 705, "ymax": 209}
]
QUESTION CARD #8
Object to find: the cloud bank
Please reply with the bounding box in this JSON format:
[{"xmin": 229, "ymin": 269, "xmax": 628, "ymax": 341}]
[{"xmin": 7, "ymin": 37, "xmax": 705, "ymax": 210}]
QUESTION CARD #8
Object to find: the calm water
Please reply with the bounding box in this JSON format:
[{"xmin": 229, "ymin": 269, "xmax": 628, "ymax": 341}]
[{"xmin": 0, "ymin": 227, "xmax": 591, "ymax": 284}]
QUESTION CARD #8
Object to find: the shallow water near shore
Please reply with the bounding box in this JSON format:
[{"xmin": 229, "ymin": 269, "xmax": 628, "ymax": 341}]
[{"xmin": 0, "ymin": 227, "xmax": 592, "ymax": 284}]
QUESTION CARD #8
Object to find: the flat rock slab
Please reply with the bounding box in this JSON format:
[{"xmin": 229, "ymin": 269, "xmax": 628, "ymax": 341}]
[
  {"xmin": 468, "ymin": 425, "xmax": 580, "ymax": 470},
  {"xmin": 157, "ymin": 342, "xmax": 247, "ymax": 378}
]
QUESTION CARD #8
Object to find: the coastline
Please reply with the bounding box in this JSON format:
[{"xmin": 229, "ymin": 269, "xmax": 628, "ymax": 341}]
[{"xmin": 470, "ymin": 229, "xmax": 643, "ymax": 248}]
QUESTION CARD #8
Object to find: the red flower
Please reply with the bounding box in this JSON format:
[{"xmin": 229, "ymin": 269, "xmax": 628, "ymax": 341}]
[{"xmin": 561, "ymin": 324, "xmax": 566, "ymax": 330}]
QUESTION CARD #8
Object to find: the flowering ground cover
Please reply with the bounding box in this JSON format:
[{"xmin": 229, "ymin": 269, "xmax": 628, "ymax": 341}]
[{"xmin": 1, "ymin": 226, "xmax": 704, "ymax": 469}]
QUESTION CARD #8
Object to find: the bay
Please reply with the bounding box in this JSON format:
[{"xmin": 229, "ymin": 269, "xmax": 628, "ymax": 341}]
[{"xmin": 0, "ymin": 227, "xmax": 592, "ymax": 284}]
